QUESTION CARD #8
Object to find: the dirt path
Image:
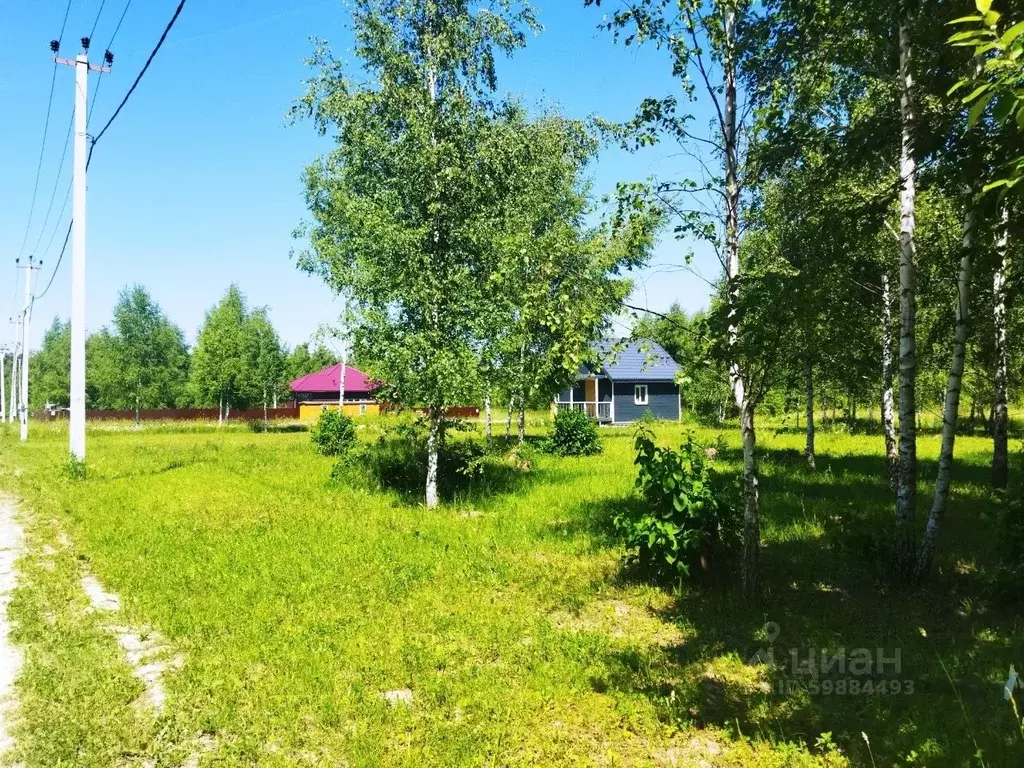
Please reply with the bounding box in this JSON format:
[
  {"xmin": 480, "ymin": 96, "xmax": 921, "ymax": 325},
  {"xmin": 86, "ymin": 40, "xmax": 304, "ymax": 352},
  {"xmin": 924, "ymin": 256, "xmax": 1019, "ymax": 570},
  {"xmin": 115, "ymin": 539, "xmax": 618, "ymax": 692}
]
[{"xmin": 0, "ymin": 500, "xmax": 24, "ymax": 760}]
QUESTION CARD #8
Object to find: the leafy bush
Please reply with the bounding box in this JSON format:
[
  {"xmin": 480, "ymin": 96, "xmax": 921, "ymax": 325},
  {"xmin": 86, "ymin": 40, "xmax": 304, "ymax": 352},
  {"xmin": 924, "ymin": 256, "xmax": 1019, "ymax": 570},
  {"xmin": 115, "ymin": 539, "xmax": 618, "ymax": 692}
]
[
  {"xmin": 615, "ymin": 424, "xmax": 739, "ymax": 582},
  {"xmin": 331, "ymin": 415, "xmax": 525, "ymax": 500},
  {"xmin": 310, "ymin": 408, "xmax": 356, "ymax": 456},
  {"xmin": 547, "ymin": 408, "xmax": 602, "ymax": 456}
]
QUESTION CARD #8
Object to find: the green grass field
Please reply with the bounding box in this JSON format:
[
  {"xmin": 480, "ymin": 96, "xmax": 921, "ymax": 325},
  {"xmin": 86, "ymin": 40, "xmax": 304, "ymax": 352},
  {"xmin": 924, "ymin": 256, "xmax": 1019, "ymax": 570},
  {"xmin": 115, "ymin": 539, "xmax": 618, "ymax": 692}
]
[{"xmin": 0, "ymin": 416, "xmax": 1020, "ymax": 766}]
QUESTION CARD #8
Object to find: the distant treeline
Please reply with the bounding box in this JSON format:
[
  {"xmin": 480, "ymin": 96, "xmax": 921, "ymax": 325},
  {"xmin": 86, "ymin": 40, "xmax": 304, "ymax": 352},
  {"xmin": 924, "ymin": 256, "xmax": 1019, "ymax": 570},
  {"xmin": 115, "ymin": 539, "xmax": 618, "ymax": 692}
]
[{"xmin": 14, "ymin": 284, "xmax": 339, "ymax": 418}]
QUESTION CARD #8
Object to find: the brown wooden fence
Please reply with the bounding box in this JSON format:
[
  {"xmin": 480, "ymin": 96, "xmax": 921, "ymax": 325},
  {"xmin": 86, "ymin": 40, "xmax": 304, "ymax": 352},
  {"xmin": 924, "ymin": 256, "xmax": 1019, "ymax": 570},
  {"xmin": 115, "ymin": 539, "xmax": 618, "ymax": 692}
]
[
  {"xmin": 39, "ymin": 406, "xmax": 301, "ymax": 422},
  {"xmin": 37, "ymin": 404, "xmax": 479, "ymax": 422}
]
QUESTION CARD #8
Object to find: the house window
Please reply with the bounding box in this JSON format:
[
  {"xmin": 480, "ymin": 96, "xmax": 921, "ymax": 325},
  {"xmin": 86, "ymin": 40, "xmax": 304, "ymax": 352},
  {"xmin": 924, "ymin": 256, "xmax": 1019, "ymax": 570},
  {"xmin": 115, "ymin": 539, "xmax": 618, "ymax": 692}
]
[
  {"xmin": 359, "ymin": 403, "xmax": 367, "ymax": 415},
  {"xmin": 634, "ymin": 384, "xmax": 649, "ymax": 406}
]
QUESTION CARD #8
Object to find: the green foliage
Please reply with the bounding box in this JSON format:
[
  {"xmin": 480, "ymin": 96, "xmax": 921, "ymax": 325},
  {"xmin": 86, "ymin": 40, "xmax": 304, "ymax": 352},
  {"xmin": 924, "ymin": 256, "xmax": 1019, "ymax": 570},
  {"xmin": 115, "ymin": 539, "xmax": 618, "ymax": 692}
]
[
  {"xmin": 28, "ymin": 318, "xmax": 71, "ymax": 411},
  {"xmin": 547, "ymin": 408, "xmax": 602, "ymax": 457},
  {"xmin": 310, "ymin": 408, "xmax": 356, "ymax": 456},
  {"xmin": 949, "ymin": 1, "xmax": 1024, "ymax": 192},
  {"xmin": 333, "ymin": 415, "xmax": 521, "ymax": 500},
  {"xmin": 634, "ymin": 306, "xmax": 730, "ymax": 423},
  {"xmin": 617, "ymin": 425, "xmax": 739, "ymax": 581},
  {"xmin": 186, "ymin": 285, "xmax": 250, "ymax": 411},
  {"xmin": 245, "ymin": 307, "xmax": 285, "ymax": 412},
  {"xmin": 96, "ymin": 286, "xmax": 190, "ymax": 414}
]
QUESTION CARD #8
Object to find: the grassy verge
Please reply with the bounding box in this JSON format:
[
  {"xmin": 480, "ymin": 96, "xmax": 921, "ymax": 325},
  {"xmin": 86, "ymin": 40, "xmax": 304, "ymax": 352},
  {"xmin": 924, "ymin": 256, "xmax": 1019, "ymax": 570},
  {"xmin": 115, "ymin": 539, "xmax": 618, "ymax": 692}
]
[{"xmin": 0, "ymin": 416, "xmax": 1019, "ymax": 766}]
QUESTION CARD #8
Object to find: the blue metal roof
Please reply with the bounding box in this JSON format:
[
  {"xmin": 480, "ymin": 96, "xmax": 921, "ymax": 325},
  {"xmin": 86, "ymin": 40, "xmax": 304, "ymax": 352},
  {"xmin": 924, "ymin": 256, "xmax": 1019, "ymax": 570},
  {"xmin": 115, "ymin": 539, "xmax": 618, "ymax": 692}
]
[{"xmin": 585, "ymin": 339, "xmax": 680, "ymax": 382}]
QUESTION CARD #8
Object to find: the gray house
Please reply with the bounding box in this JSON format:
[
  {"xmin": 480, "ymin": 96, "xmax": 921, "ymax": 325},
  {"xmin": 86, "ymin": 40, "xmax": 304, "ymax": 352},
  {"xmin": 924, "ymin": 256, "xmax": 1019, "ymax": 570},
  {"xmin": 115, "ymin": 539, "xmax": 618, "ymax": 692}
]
[{"xmin": 554, "ymin": 339, "xmax": 681, "ymax": 424}]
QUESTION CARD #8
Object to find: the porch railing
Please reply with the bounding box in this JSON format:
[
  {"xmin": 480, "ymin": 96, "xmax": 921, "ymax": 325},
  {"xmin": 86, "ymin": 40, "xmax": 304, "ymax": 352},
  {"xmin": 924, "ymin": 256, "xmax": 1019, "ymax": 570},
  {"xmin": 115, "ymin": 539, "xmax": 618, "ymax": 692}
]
[{"xmin": 555, "ymin": 401, "xmax": 612, "ymax": 422}]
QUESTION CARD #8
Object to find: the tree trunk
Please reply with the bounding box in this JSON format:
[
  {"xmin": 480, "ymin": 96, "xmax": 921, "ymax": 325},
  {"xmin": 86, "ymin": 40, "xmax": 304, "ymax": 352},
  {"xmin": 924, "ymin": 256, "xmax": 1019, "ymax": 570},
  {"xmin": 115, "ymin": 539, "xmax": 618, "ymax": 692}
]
[
  {"xmin": 134, "ymin": 388, "xmax": 141, "ymax": 426},
  {"xmin": 915, "ymin": 200, "xmax": 975, "ymax": 582},
  {"xmin": 425, "ymin": 405, "xmax": 443, "ymax": 509},
  {"xmin": 895, "ymin": 19, "xmax": 919, "ymax": 575},
  {"xmin": 992, "ymin": 206, "xmax": 1010, "ymax": 489},
  {"xmin": 263, "ymin": 386, "xmax": 269, "ymax": 425},
  {"xmin": 739, "ymin": 398, "xmax": 760, "ymax": 594},
  {"xmin": 722, "ymin": 7, "xmax": 759, "ymax": 599},
  {"xmin": 339, "ymin": 356, "xmax": 347, "ymax": 413},
  {"xmin": 506, "ymin": 396, "xmax": 514, "ymax": 441},
  {"xmin": 225, "ymin": 400, "xmax": 231, "ymax": 421},
  {"xmin": 218, "ymin": 392, "xmax": 224, "ymax": 426},
  {"xmin": 804, "ymin": 358, "xmax": 816, "ymax": 470},
  {"xmin": 485, "ymin": 392, "xmax": 492, "ymax": 442},
  {"xmin": 517, "ymin": 395, "xmax": 526, "ymax": 444},
  {"xmin": 273, "ymin": 391, "xmax": 278, "ymax": 409}
]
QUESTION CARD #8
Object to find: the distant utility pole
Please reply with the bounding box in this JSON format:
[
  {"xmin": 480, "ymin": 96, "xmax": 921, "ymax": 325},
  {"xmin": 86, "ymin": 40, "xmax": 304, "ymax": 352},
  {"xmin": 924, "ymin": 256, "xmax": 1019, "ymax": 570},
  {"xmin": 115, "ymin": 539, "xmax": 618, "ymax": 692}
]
[
  {"xmin": 8, "ymin": 321, "xmax": 20, "ymax": 424},
  {"xmin": 0, "ymin": 345, "xmax": 7, "ymax": 424},
  {"xmin": 17, "ymin": 257, "xmax": 40, "ymax": 442},
  {"xmin": 55, "ymin": 37, "xmax": 111, "ymax": 460}
]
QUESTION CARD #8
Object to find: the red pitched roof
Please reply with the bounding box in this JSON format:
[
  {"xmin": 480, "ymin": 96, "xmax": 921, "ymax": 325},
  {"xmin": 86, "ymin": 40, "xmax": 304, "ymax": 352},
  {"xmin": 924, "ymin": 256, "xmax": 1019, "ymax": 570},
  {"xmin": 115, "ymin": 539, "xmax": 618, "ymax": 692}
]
[{"xmin": 290, "ymin": 364, "xmax": 377, "ymax": 394}]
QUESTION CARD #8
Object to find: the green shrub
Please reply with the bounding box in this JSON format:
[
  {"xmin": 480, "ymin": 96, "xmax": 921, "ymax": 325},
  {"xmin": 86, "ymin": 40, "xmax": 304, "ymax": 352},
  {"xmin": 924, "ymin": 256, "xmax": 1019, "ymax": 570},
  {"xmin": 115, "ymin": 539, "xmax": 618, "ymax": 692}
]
[
  {"xmin": 331, "ymin": 415, "xmax": 523, "ymax": 500},
  {"xmin": 615, "ymin": 424, "xmax": 739, "ymax": 583},
  {"xmin": 547, "ymin": 408, "xmax": 602, "ymax": 457},
  {"xmin": 310, "ymin": 409, "xmax": 356, "ymax": 456}
]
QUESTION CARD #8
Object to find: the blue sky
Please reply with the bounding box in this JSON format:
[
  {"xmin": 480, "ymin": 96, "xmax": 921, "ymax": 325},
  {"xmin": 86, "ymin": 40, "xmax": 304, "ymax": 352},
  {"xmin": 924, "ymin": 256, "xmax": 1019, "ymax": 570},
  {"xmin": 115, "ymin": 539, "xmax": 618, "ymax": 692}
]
[{"xmin": 1, "ymin": 0, "xmax": 720, "ymax": 352}]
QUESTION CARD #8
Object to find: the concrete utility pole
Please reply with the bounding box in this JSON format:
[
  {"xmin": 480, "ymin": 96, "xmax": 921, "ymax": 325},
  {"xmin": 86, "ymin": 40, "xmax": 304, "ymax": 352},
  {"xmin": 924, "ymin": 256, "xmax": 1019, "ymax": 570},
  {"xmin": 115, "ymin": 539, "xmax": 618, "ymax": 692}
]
[
  {"xmin": 56, "ymin": 38, "xmax": 110, "ymax": 461},
  {"xmin": 17, "ymin": 257, "xmax": 39, "ymax": 442},
  {"xmin": 0, "ymin": 345, "xmax": 7, "ymax": 424}
]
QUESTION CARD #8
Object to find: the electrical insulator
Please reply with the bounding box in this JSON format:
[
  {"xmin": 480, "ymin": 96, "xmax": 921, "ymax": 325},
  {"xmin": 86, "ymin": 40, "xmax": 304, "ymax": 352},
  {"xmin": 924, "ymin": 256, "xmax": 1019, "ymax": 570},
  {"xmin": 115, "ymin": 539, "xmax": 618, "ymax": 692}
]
[
  {"xmin": 49, "ymin": 40, "xmax": 60, "ymax": 53},
  {"xmin": 81, "ymin": 37, "xmax": 90, "ymax": 51},
  {"xmin": 104, "ymin": 50, "xmax": 114, "ymax": 66}
]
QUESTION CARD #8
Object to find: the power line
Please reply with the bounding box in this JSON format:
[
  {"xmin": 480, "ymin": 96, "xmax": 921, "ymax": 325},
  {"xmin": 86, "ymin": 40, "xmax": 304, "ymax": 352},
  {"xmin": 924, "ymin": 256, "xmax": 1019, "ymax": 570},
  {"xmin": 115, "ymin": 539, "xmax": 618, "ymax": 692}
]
[
  {"xmin": 33, "ymin": 225, "xmax": 71, "ymax": 303},
  {"xmin": 107, "ymin": 0, "xmax": 134, "ymax": 46},
  {"xmin": 88, "ymin": 0, "xmax": 187, "ymax": 157},
  {"xmin": 88, "ymin": 0, "xmax": 109, "ymax": 41},
  {"xmin": 15, "ymin": 0, "xmax": 75, "ymax": 262},
  {"xmin": 34, "ymin": 0, "xmax": 187, "ymax": 304},
  {"xmin": 87, "ymin": 0, "xmax": 134, "ymax": 117},
  {"xmin": 30, "ymin": 112, "xmax": 74, "ymax": 256},
  {"xmin": 17, "ymin": 67, "xmax": 60, "ymax": 260}
]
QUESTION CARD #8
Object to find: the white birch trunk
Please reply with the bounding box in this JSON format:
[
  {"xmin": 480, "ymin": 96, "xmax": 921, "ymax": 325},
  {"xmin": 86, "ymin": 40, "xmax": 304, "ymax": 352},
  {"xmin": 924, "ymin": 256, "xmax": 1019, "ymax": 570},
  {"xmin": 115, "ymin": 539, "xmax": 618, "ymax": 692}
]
[
  {"xmin": 506, "ymin": 397, "xmax": 514, "ymax": 441},
  {"xmin": 339, "ymin": 356, "xmax": 347, "ymax": 412},
  {"xmin": 992, "ymin": 205, "xmax": 1010, "ymax": 489},
  {"xmin": 895, "ymin": 20, "xmax": 919, "ymax": 573},
  {"xmin": 804, "ymin": 358, "xmax": 816, "ymax": 470},
  {"xmin": 425, "ymin": 405, "xmax": 442, "ymax": 509},
  {"xmin": 218, "ymin": 391, "xmax": 224, "ymax": 426},
  {"xmin": 484, "ymin": 392, "xmax": 492, "ymax": 442},
  {"xmin": 721, "ymin": 7, "xmax": 759, "ymax": 598},
  {"xmin": 517, "ymin": 395, "xmax": 526, "ymax": 444},
  {"xmin": 915, "ymin": 202, "xmax": 975, "ymax": 581},
  {"xmin": 881, "ymin": 272, "xmax": 898, "ymax": 487}
]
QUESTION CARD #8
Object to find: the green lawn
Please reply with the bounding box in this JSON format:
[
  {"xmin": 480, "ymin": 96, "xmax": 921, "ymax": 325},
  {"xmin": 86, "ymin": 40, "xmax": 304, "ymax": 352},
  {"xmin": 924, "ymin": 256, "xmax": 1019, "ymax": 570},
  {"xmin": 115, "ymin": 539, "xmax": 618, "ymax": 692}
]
[{"xmin": 0, "ymin": 417, "xmax": 1020, "ymax": 766}]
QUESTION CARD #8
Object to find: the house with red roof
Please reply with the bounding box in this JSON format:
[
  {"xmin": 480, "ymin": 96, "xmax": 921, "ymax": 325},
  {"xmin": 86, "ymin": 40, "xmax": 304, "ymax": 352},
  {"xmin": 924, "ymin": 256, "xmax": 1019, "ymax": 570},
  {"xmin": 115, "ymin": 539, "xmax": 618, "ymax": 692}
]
[{"xmin": 290, "ymin": 364, "xmax": 382, "ymax": 420}]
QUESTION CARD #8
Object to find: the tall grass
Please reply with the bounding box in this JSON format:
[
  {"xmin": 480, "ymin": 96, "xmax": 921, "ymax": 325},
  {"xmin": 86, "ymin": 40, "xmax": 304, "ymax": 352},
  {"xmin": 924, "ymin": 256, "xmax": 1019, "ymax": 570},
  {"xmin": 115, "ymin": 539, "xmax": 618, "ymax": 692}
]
[{"xmin": 0, "ymin": 416, "xmax": 1019, "ymax": 766}]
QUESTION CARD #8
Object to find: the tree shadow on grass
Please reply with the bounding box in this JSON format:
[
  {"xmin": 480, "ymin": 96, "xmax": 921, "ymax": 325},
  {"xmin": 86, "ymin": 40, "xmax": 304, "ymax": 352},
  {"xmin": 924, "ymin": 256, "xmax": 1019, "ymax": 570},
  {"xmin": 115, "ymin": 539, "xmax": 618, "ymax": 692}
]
[
  {"xmin": 556, "ymin": 447, "xmax": 1022, "ymax": 766},
  {"xmin": 333, "ymin": 438, "xmax": 547, "ymax": 507}
]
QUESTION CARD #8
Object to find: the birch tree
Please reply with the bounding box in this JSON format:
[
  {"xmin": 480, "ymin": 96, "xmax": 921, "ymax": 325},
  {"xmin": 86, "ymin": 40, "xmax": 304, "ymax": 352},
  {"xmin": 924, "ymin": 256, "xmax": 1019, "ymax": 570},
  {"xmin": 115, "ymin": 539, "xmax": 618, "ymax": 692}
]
[
  {"xmin": 295, "ymin": 0, "xmax": 539, "ymax": 508},
  {"xmin": 588, "ymin": 0, "xmax": 765, "ymax": 596},
  {"xmin": 894, "ymin": 15, "xmax": 920, "ymax": 573},
  {"xmin": 188, "ymin": 285, "xmax": 249, "ymax": 421}
]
